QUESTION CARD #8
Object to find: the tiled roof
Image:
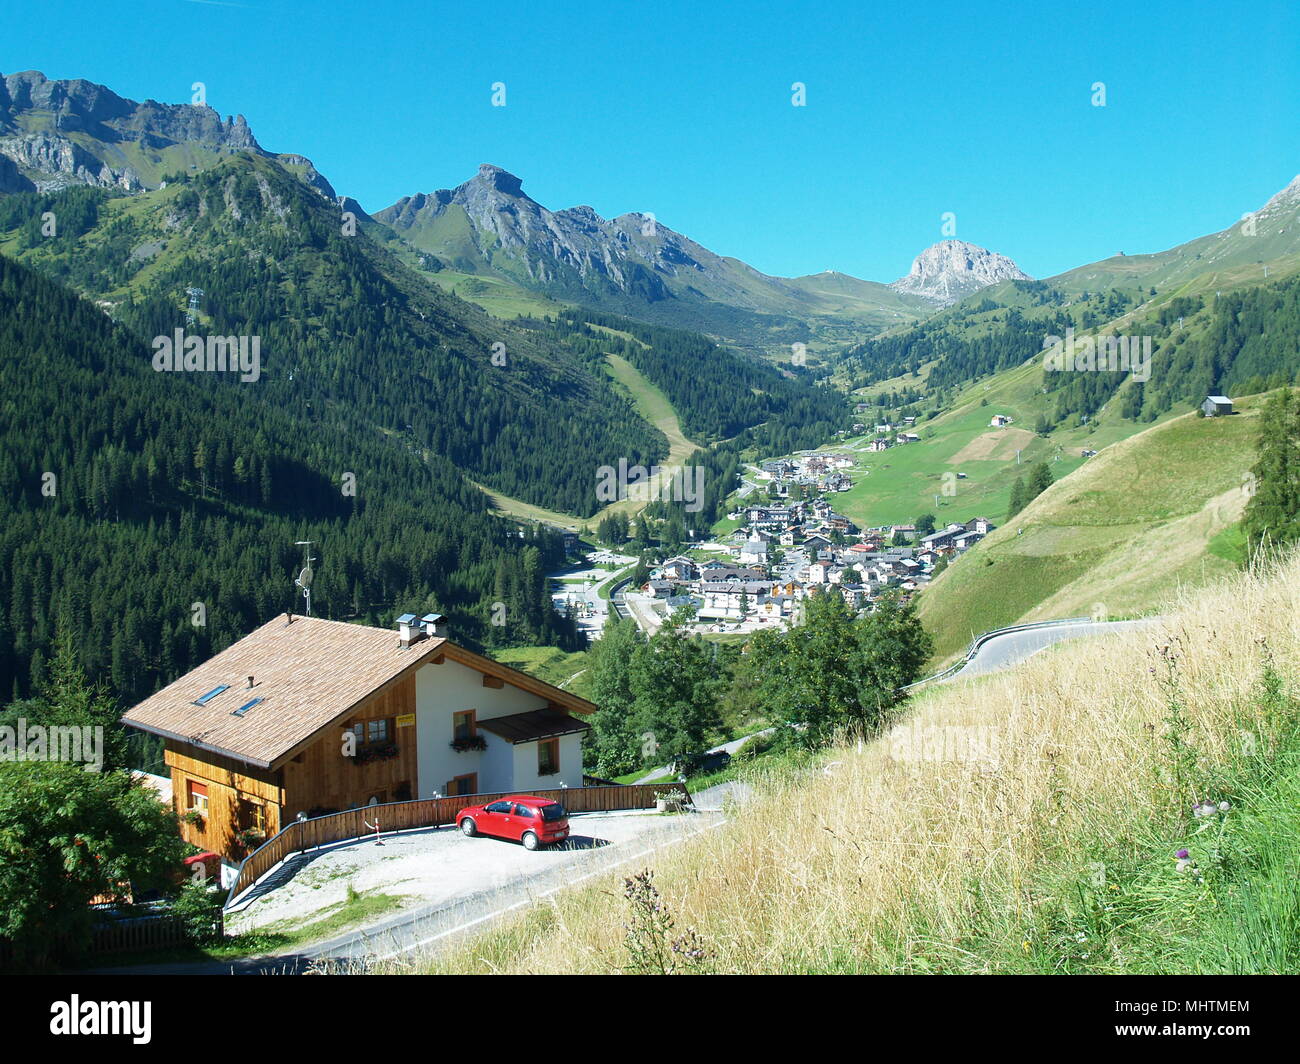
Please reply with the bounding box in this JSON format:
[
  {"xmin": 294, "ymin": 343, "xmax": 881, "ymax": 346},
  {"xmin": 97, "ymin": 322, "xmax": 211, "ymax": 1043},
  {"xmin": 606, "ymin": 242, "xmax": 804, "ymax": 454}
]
[
  {"xmin": 121, "ymin": 614, "xmax": 594, "ymax": 768},
  {"xmin": 477, "ymin": 708, "xmax": 591, "ymax": 745}
]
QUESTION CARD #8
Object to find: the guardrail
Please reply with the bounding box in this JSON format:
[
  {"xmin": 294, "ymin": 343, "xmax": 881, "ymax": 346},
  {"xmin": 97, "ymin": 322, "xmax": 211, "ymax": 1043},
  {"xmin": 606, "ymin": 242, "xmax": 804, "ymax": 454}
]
[
  {"xmin": 899, "ymin": 616, "xmax": 1096, "ymax": 692},
  {"xmin": 223, "ymin": 781, "xmax": 691, "ymax": 910}
]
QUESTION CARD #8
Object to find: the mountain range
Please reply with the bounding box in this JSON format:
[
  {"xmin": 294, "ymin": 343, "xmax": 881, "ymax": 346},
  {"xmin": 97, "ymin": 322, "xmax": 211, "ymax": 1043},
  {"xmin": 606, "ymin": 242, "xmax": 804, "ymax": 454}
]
[
  {"xmin": 0, "ymin": 70, "xmax": 1035, "ymax": 356},
  {"xmin": 5, "ymin": 68, "xmax": 1300, "ymax": 372}
]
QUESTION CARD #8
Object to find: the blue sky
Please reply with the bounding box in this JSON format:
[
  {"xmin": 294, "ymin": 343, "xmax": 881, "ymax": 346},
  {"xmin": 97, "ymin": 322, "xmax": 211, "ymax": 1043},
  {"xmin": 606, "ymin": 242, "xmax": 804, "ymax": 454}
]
[{"xmin": 4, "ymin": 0, "xmax": 1298, "ymax": 281}]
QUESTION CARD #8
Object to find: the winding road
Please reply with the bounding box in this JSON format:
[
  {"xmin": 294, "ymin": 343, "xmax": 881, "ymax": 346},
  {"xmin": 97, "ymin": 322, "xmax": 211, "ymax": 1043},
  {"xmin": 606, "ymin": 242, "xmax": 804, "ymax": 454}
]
[{"xmin": 951, "ymin": 617, "xmax": 1162, "ymax": 681}]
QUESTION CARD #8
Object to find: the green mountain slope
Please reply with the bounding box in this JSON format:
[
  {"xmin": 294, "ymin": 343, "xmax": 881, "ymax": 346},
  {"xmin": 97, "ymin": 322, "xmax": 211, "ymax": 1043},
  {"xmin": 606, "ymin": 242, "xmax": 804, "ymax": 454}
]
[
  {"xmin": 1047, "ymin": 176, "xmax": 1300, "ymax": 299},
  {"xmin": 373, "ymin": 165, "xmax": 934, "ymax": 358},
  {"xmin": 0, "ymin": 251, "xmax": 580, "ymax": 707},
  {"xmin": 916, "ymin": 398, "xmax": 1263, "ymax": 661},
  {"xmin": 0, "ymin": 153, "xmax": 668, "ymax": 517}
]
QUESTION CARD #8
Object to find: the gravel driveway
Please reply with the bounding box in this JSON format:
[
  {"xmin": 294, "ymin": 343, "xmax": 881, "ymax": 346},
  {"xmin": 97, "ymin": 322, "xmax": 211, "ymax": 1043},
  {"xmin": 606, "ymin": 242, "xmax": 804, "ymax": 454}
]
[{"xmin": 225, "ymin": 809, "xmax": 722, "ymax": 951}]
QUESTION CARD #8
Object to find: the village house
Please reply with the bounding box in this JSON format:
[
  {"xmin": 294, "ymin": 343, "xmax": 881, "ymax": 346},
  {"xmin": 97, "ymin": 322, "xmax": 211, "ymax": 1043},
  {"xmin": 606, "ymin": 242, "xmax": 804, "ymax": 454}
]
[
  {"xmin": 990, "ymin": 414, "xmax": 1014, "ymax": 427},
  {"xmin": 920, "ymin": 517, "xmax": 996, "ymax": 553},
  {"xmin": 699, "ymin": 579, "xmax": 769, "ymax": 620},
  {"xmin": 659, "ymin": 556, "xmax": 698, "ymax": 582},
  {"xmin": 121, "ymin": 613, "xmax": 595, "ymax": 864}
]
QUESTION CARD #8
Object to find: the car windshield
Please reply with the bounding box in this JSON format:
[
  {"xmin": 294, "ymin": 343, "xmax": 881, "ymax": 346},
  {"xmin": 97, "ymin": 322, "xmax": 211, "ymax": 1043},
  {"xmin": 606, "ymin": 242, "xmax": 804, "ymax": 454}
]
[{"xmin": 539, "ymin": 803, "xmax": 566, "ymax": 822}]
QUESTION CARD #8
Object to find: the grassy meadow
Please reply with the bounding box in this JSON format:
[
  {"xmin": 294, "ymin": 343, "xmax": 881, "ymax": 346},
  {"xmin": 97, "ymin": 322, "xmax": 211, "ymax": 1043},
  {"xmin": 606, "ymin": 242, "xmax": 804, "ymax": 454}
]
[
  {"xmin": 918, "ymin": 398, "xmax": 1262, "ymax": 662},
  {"xmin": 404, "ymin": 550, "xmax": 1300, "ymax": 974}
]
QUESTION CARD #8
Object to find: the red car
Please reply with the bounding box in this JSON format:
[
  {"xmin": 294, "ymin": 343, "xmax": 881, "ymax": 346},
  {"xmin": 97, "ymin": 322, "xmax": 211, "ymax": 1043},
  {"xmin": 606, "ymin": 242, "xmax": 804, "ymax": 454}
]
[{"xmin": 456, "ymin": 795, "xmax": 570, "ymax": 850}]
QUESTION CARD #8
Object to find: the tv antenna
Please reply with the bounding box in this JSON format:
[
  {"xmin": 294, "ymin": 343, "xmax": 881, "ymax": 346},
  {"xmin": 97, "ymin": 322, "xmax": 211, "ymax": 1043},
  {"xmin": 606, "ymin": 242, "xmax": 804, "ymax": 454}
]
[{"xmin": 294, "ymin": 540, "xmax": 316, "ymax": 616}]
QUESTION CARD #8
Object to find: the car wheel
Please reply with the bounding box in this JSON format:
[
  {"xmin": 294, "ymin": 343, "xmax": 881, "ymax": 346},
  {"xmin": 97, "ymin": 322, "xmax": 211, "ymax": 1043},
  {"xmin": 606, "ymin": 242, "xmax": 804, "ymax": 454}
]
[
  {"xmin": 460, "ymin": 818, "xmax": 477, "ymax": 837},
  {"xmin": 522, "ymin": 831, "xmax": 540, "ymax": 851}
]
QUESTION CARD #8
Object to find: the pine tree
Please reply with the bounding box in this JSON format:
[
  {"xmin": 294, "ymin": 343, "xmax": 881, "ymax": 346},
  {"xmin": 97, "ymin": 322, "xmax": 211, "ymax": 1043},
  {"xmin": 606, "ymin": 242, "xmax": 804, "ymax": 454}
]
[
  {"xmin": 1007, "ymin": 476, "xmax": 1027, "ymax": 521},
  {"xmin": 1243, "ymin": 388, "xmax": 1300, "ymax": 559}
]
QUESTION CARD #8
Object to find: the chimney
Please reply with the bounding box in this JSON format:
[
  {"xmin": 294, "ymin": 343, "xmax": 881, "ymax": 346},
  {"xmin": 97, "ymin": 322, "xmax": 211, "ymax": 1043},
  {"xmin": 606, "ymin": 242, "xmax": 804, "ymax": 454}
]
[
  {"xmin": 396, "ymin": 613, "xmax": 421, "ymax": 648},
  {"xmin": 421, "ymin": 613, "xmax": 448, "ymax": 640},
  {"xmin": 247, "ymin": 675, "xmax": 255, "ymax": 689}
]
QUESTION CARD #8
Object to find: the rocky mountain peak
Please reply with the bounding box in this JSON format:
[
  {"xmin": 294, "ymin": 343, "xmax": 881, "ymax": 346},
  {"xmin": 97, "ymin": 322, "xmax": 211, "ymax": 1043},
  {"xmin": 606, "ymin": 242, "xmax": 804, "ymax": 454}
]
[
  {"xmin": 890, "ymin": 239, "xmax": 1031, "ymax": 305},
  {"xmin": 471, "ymin": 163, "xmax": 524, "ymax": 196}
]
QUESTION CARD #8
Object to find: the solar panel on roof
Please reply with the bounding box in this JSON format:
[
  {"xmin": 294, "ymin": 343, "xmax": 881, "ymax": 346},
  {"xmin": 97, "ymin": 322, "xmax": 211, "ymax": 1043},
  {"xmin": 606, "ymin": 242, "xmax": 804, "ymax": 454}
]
[
  {"xmin": 231, "ymin": 697, "xmax": 263, "ymax": 718},
  {"xmin": 194, "ymin": 684, "xmax": 229, "ymax": 706}
]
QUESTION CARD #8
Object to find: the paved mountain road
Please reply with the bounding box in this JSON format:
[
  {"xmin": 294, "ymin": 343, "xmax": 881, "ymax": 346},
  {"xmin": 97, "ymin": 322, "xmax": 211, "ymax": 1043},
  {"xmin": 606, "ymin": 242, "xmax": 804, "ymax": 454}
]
[{"xmin": 954, "ymin": 618, "xmax": 1162, "ymax": 680}]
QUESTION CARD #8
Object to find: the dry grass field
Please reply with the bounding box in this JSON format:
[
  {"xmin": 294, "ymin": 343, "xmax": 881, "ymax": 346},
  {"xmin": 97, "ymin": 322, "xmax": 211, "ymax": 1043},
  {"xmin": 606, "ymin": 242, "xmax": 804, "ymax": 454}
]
[{"xmin": 402, "ymin": 550, "xmax": 1300, "ymax": 975}]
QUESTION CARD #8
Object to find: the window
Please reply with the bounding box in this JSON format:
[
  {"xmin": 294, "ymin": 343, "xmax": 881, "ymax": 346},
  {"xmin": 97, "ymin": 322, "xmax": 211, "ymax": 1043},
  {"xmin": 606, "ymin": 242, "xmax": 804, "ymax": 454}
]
[
  {"xmin": 513, "ymin": 804, "xmax": 535, "ymax": 818},
  {"xmin": 453, "ymin": 710, "xmax": 476, "ymax": 741},
  {"xmin": 194, "ymin": 684, "xmax": 229, "ymax": 706},
  {"xmin": 485, "ymin": 800, "xmax": 512, "ymax": 814},
  {"xmin": 232, "ymin": 696, "xmax": 263, "ymax": 717},
  {"xmin": 187, "ymin": 780, "xmax": 209, "ymax": 813},
  {"xmin": 349, "ymin": 718, "xmax": 390, "ymax": 747},
  {"xmin": 448, "ymin": 773, "xmax": 478, "ymax": 797},
  {"xmin": 238, "ymin": 798, "xmax": 266, "ymax": 834},
  {"xmin": 538, "ymin": 738, "xmax": 559, "ymax": 776}
]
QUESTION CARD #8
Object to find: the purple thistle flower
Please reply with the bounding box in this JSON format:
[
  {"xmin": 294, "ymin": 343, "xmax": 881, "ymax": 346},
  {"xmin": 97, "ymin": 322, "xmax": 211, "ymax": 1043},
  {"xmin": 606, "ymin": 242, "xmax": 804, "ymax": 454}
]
[{"xmin": 1176, "ymin": 849, "xmax": 1189, "ymax": 859}]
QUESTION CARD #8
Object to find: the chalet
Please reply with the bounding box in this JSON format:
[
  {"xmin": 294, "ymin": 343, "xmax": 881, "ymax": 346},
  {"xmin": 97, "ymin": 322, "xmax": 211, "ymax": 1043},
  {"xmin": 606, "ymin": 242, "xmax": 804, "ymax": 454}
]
[
  {"xmin": 659, "ymin": 557, "xmax": 697, "ymax": 581},
  {"xmin": 737, "ymin": 540, "xmax": 770, "ymax": 565},
  {"xmin": 921, "ymin": 517, "xmax": 995, "ymax": 553},
  {"xmin": 1202, "ymin": 395, "xmax": 1233, "ymax": 417},
  {"xmin": 867, "ymin": 438, "xmax": 892, "ymax": 452},
  {"xmin": 921, "ymin": 523, "xmax": 964, "ymax": 550},
  {"xmin": 647, "ymin": 579, "xmax": 675, "ymax": 599},
  {"xmin": 839, "ymin": 584, "xmax": 868, "ymax": 608},
  {"xmin": 699, "ymin": 580, "xmax": 768, "ymax": 619},
  {"xmin": 804, "ymin": 534, "xmax": 833, "ymax": 553},
  {"xmin": 990, "ymin": 414, "xmax": 1013, "ymax": 427},
  {"xmin": 805, "ymin": 559, "xmax": 835, "ymax": 584},
  {"xmin": 121, "ymin": 613, "xmax": 595, "ymax": 863}
]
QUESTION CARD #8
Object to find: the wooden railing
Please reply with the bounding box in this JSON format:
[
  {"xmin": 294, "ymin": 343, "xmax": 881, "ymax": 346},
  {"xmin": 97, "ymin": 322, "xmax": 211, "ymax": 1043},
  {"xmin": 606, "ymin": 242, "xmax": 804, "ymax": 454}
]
[
  {"xmin": 224, "ymin": 782, "xmax": 691, "ymax": 909},
  {"xmin": 91, "ymin": 910, "xmax": 219, "ymax": 954}
]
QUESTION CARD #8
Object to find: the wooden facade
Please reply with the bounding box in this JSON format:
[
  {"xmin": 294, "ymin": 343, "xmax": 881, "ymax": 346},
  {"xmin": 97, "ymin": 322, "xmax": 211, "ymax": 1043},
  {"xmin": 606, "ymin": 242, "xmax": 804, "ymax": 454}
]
[
  {"xmin": 281, "ymin": 671, "xmax": 420, "ymax": 817},
  {"xmin": 166, "ymin": 745, "xmax": 284, "ymax": 856},
  {"xmin": 169, "ymin": 672, "xmax": 423, "ymax": 857},
  {"xmin": 126, "ymin": 616, "xmax": 599, "ymax": 863}
]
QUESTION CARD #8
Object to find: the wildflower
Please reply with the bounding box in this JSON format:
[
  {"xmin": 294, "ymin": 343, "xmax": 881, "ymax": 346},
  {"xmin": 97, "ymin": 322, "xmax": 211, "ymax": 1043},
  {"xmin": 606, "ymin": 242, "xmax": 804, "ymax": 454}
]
[
  {"xmin": 1075, "ymin": 931, "xmax": 1087, "ymax": 943},
  {"xmin": 1175, "ymin": 848, "xmax": 1191, "ymax": 872},
  {"xmin": 1218, "ymin": 800, "xmax": 1230, "ymax": 812}
]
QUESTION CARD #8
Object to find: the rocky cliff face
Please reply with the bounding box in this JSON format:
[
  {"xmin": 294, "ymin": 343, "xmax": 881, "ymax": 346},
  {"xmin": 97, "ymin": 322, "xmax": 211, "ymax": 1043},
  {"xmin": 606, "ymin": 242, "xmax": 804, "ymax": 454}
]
[
  {"xmin": 890, "ymin": 239, "xmax": 1030, "ymax": 305},
  {"xmin": 0, "ymin": 70, "xmax": 333, "ymax": 196},
  {"xmin": 376, "ymin": 164, "xmax": 753, "ymax": 303}
]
